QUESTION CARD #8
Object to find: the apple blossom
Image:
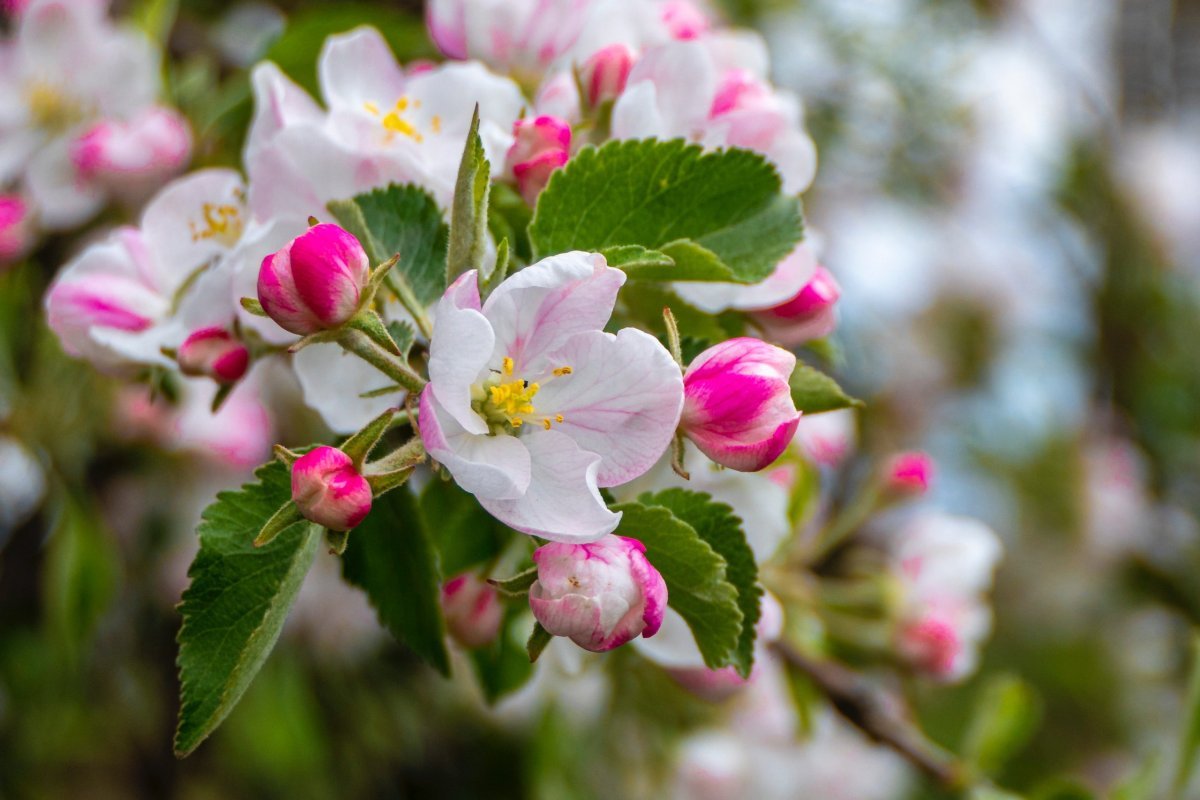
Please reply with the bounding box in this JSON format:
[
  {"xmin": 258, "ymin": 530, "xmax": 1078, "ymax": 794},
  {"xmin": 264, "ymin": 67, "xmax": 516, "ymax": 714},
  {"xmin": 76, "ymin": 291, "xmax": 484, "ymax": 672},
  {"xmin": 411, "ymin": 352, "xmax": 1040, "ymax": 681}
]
[
  {"xmin": 0, "ymin": 195, "xmax": 31, "ymax": 265},
  {"xmin": 257, "ymin": 223, "xmax": 370, "ymax": 336},
  {"xmin": 673, "ymin": 244, "xmax": 817, "ymax": 317},
  {"xmin": 441, "ymin": 573, "xmax": 504, "ymax": 648},
  {"xmin": 884, "ymin": 451, "xmax": 934, "ymax": 496},
  {"xmin": 418, "ymin": 252, "xmax": 684, "ymax": 541},
  {"xmin": 681, "ymin": 338, "xmax": 802, "ymax": 472},
  {"xmin": 505, "ymin": 116, "xmax": 572, "ymax": 205},
  {"xmin": 70, "ymin": 107, "xmax": 192, "ymax": 198},
  {"xmin": 291, "ymin": 446, "xmax": 373, "ymax": 531},
  {"xmin": 793, "ymin": 408, "xmax": 857, "ymax": 468},
  {"xmin": 581, "ymin": 44, "xmax": 636, "ymax": 107},
  {"xmin": 528, "ymin": 534, "xmax": 666, "ymax": 652},
  {"xmin": 176, "ymin": 327, "xmax": 250, "ymax": 384},
  {"xmin": 660, "ymin": 0, "xmax": 710, "ymax": 40},
  {"xmin": 752, "ymin": 263, "xmax": 841, "ymax": 346}
]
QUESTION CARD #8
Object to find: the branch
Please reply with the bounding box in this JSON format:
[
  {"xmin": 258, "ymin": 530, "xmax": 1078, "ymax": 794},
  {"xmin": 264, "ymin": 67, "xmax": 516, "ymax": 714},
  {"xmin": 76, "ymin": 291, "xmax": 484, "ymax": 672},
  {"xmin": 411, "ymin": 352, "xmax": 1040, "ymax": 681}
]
[{"xmin": 771, "ymin": 641, "xmax": 971, "ymax": 791}]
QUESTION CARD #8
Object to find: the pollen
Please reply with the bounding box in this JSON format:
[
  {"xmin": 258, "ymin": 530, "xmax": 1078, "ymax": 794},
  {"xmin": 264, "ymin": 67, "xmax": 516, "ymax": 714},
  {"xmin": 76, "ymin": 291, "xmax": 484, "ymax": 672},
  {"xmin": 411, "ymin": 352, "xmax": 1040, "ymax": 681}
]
[
  {"xmin": 555, "ymin": 414, "xmax": 564, "ymax": 423},
  {"xmin": 488, "ymin": 379, "xmax": 539, "ymax": 419},
  {"xmin": 189, "ymin": 203, "xmax": 243, "ymax": 245},
  {"xmin": 542, "ymin": 419, "xmax": 552, "ymax": 430},
  {"xmin": 502, "ymin": 356, "xmax": 514, "ymax": 376},
  {"xmin": 431, "ymin": 115, "xmax": 442, "ymax": 134},
  {"xmin": 552, "ymin": 366, "xmax": 573, "ymax": 376},
  {"xmin": 379, "ymin": 96, "xmax": 424, "ymax": 142},
  {"xmin": 27, "ymin": 81, "xmax": 83, "ymax": 131},
  {"xmin": 363, "ymin": 101, "xmax": 380, "ymax": 115}
]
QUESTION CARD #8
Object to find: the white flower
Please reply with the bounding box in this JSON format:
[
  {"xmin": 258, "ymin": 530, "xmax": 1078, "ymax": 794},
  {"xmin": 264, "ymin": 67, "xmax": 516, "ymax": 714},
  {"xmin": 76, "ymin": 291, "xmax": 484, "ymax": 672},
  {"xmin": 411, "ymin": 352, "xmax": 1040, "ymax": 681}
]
[{"xmin": 418, "ymin": 252, "xmax": 684, "ymax": 541}]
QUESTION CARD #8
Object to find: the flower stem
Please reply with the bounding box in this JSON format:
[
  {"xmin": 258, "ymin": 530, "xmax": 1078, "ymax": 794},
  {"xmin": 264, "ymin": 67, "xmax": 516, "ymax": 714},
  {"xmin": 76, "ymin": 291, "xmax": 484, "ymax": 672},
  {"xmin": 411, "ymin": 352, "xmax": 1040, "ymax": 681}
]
[{"xmin": 337, "ymin": 328, "xmax": 427, "ymax": 394}]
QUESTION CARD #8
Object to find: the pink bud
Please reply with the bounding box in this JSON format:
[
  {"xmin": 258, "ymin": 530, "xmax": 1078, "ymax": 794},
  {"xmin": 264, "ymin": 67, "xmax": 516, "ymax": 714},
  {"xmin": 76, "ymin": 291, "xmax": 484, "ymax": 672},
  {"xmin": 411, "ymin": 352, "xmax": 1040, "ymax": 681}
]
[
  {"xmin": 177, "ymin": 326, "xmax": 250, "ymax": 384},
  {"xmin": 425, "ymin": 0, "xmax": 469, "ymax": 59},
  {"xmin": 752, "ymin": 265, "xmax": 841, "ymax": 346},
  {"xmin": 681, "ymin": 338, "xmax": 802, "ymax": 472},
  {"xmin": 661, "ymin": 0, "xmax": 711, "ymax": 40},
  {"xmin": 442, "ymin": 573, "xmax": 503, "ymax": 648},
  {"xmin": 897, "ymin": 614, "xmax": 961, "ymax": 679},
  {"xmin": 506, "ymin": 116, "xmax": 572, "ymax": 206},
  {"xmin": 580, "ymin": 44, "xmax": 635, "ymax": 107},
  {"xmin": 529, "ymin": 534, "xmax": 666, "ymax": 652},
  {"xmin": 669, "ymin": 665, "xmax": 751, "ymax": 701},
  {"xmin": 258, "ymin": 223, "xmax": 370, "ymax": 336},
  {"xmin": 885, "ymin": 451, "xmax": 934, "ymax": 496},
  {"xmin": 291, "ymin": 446, "xmax": 372, "ymax": 531},
  {"xmin": 0, "ymin": 194, "xmax": 31, "ymax": 266},
  {"xmin": 71, "ymin": 107, "xmax": 192, "ymax": 191}
]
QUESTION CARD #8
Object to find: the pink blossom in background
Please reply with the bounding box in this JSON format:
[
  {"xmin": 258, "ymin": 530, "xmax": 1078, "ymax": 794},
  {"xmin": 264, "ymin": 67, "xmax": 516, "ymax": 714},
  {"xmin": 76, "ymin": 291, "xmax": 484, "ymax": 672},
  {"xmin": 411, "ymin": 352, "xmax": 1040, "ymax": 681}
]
[
  {"xmin": 884, "ymin": 451, "xmax": 934, "ymax": 497},
  {"xmin": 505, "ymin": 116, "xmax": 571, "ymax": 205},
  {"xmin": 793, "ymin": 409, "xmax": 857, "ymax": 468},
  {"xmin": 176, "ymin": 327, "xmax": 250, "ymax": 384},
  {"xmin": 0, "ymin": 195, "xmax": 32, "ymax": 265},
  {"xmin": 442, "ymin": 573, "xmax": 504, "ymax": 648},
  {"xmin": 581, "ymin": 44, "xmax": 636, "ymax": 107},
  {"xmin": 70, "ymin": 106, "xmax": 192, "ymax": 197},
  {"xmin": 752, "ymin": 263, "xmax": 841, "ymax": 346}
]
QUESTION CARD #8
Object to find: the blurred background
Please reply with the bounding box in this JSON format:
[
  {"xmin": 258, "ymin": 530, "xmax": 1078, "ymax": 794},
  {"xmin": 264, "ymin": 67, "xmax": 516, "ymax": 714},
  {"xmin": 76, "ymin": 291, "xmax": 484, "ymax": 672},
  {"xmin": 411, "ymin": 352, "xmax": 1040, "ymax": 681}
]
[{"xmin": 3, "ymin": 0, "xmax": 1200, "ymax": 797}]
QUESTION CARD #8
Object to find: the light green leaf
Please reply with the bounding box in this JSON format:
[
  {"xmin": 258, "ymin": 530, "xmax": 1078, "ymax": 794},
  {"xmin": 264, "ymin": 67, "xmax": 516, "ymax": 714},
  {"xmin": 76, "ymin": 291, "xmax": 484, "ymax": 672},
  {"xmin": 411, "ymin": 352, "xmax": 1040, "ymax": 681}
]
[
  {"xmin": 637, "ymin": 489, "xmax": 761, "ymax": 678},
  {"xmin": 527, "ymin": 622, "xmax": 553, "ymax": 662},
  {"xmin": 530, "ymin": 139, "xmax": 803, "ymax": 284},
  {"xmin": 611, "ymin": 501, "xmax": 742, "ymax": 669},
  {"xmin": 328, "ymin": 183, "xmax": 449, "ymax": 306},
  {"xmin": 447, "ymin": 107, "xmax": 492, "ymax": 283},
  {"xmin": 341, "ymin": 487, "xmax": 450, "ymax": 676},
  {"xmin": 1173, "ymin": 633, "xmax": 1200, "ymax": 796},
  {"xmin": 1111, "ymin": 755, "xmax": 1161, "ymax": 800},
  {"xmin": 962, "ymin": 674, "xmax": 1042, "ymax": 777},
  {"xmin": 44, "ymin": 493, "xmax": 119, "ymax": 659},
  {"xmin": 174, "ymin": 460, "xmax": 320, "ymax": 756},
  {"xmin": 789, "ymin": 364, "xmax": 862, "ymax": 414}
]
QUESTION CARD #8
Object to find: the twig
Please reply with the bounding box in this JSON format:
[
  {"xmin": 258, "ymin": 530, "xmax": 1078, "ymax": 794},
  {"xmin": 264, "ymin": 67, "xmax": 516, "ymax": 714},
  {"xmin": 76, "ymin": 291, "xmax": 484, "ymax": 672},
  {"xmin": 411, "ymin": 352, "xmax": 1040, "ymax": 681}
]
[{"xmin": 771, "ymin": 641, "xmax": 970, "ymax": 791}]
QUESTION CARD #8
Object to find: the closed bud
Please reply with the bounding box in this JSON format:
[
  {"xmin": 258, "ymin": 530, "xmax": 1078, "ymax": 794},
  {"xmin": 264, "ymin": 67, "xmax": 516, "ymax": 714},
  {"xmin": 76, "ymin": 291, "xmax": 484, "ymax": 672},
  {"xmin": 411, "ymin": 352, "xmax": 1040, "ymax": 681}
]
[
  {"xmin": 441, "ymin": 573, "xmax": 503, "ymax": 648},
  {"xmin": 896, "ymin": 613, "xmax": 962, "ymax": 680},
  {"xmin": 257, "ymin": 223, "xmax": 370, "ymax": 335},
  {"xmin": 580, "ymin": 44, "xmax": 635, "ymax": 107},
  {"xmin": 177, "ymin": 326, "xmax": 250, "ymax": 384},
  {"xmin": 529, "ymin": 534, "xmax": 666, "ymax": 652},
  {"xmin": 291, "ymin": 446, "xmax": 372, "ymax": 531},
  {"xmin": 885, "ymin": 451, "xmax": 934, "ymax": 496},
  {"xmin": 71, "ymin": 107, "xmax": 192, "ymax": 195},
  {"xmin": 681, "ymin": 338, "xmax": 802, "ymax": 472},
  {"xmin": 506, "ymin": 116, "xmax": 572, "ymax": 205},
  {"xmin": 753, "ymin": 264, "xmax": 841, "ymax": 346},
  {"xmin": 0, "ymin": 194, "xmax": 31, "ymax": 266}
]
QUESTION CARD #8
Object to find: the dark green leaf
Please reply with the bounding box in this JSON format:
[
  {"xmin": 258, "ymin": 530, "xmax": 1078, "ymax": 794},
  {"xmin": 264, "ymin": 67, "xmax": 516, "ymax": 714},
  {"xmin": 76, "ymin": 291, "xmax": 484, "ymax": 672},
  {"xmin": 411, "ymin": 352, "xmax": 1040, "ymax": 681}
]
[
  {"xmin": 611, "ymin": 501, "xmax": 742, "ymax": 669},
  {"xmin": 636, "ymin": 489, "xmax": 761, "ymax": 678},
  {"xmin": 175, "ymin": 460, "xmax": 320, "ymax": 756},
  {"xmin": 488, "ymin": 182, "xmax": 533, "ymax": 266},
  {"xmin": 962, "ymin": 674, "xmax": 1042, "ymax": 776},
  {"xmin": 789, "ymin": 364, "xmax": 862, "ymax": 414},
  {"xmin": 447, "ymin": 108, "xmax": 492, "ymax": 283},
  {"xmin": 341, "ymin": 487, "xmax": 450, "ymax": 675},
  {"xmin": 418, "ymin": 478, "xmax": 512, "ymax": 576},
  {"xmin": 328, "ymin": 183, "xmax": 449, "ymax": 306},
  {"xmin": 530, "ymin": 139, "xmax": 803, "ymax": 284}
]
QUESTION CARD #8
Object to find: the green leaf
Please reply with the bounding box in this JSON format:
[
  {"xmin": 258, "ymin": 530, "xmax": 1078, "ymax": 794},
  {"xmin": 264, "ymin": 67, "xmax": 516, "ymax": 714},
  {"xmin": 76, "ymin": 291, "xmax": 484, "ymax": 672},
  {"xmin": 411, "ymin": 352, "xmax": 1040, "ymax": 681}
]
[
  {"xmin": 618, "ymin": 282, "xmax": 736, "ymax": 346},
  {"xmin": 328, "ymin": 183, "xmax": 449, "ymax": 306},
  {"xmin": 611, "ymin": 501, "xmax": 742, "ymax": 669},
  {"xmin": 470, "ymin": 605, "xmax": 536, "ymax": 704},
  {"xmin": 635, "ymin": 489, "xmax": 761, "ymax": 678},
  {"xmin": 175, "ymin": 460, "xmax": 321, "ymax": 756},
  {"xmin": 447, "ymin": 107, "xmax": 492, "ymax": 283},
  {"xmin": 789, "ymin": 364, "xmax": 862, "ymax": 414},
  {"xmin": 418, "ymin": 479, "xmax": 512, "ymax": 576},
  {"xmin": 341, "ymin": 487, "xmax": 450, "ymax": 676},
  {"xmin": 962, "ymin": 674, "xmax": 1042, "ymax": 777},
  {"xmin": 1031, "ymin": 779, "xmax": 1095, "ymax": 800},
  {"xmin": 1174, "ymin": 633, "xmax": 1200, "ymax": 796},
  {"xmin": 1111, "ymin": 755, "xmax": 1162, "ymax": 800},
  {"xmin": 529, "ymin": 139, "xmax": 803, "ymax": 284},
  {"xmin": 43, "ymin": 493, "xmax": 119, "ymax": 659},
  {"xmin": 386, "ymin": 320, "xmax": 416, "ymax": 359}
]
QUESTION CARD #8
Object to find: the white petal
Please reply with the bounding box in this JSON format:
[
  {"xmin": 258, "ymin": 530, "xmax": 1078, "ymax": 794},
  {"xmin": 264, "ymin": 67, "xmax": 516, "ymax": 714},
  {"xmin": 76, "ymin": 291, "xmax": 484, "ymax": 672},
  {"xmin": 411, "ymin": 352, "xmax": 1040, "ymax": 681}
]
[
  {"xmin": 24, "ymin": 136, "xmax": 104, "ymax": 230},
  {"xmin": 621, "ymin": 40, "xmax": 716, "ymax": 137},
  {"xmin": 420, "ymin": 388, "xmax": 531, "ymax": 500},
  {"xmin": 610, "ymin": 80, "xmax": 667, "ymax": 140},
  {"xmin": 674, "ymin": 244, "xmax": 816, "ymax": 313},
  {"xmin": 428, "ymin": 272, "xmax": 493, "ymax": 435},
  {"xmin": 406, "ymin": 61, "xmax": 526, "ymax": 169},
  {"xmin": 140, "ymin": 168, "xmax": 246, "ymax": 290},
  {"xmin": 318, "ymin": 27, "xmax": 408, "ymax": 115},
  {"xmin": 294, "ymin": 342, "xmax": 404, "ymax": 434},
  {"xmin": 245, "ymin": 62, "xmax": 323, "ymax": 169},
  {"xmin": 534, "ymin": 328, "xmax": 683, "ymax": 487},
  {"xmin": 478, "ymin": 429, "xmax": 619, "ymax": 542},
  {"xmin": 631, "ymin": 607, "xmax": 704, "ymax": 668}
]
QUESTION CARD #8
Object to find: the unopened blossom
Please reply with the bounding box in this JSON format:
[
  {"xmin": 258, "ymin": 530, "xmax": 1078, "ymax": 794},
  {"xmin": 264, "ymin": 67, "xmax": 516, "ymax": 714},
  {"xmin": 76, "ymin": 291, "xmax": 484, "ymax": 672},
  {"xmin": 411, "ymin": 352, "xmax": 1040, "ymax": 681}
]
[
  {"xmin": 291, "ymin": 446, "xmax": 373, "ymax": 531},
  {"xmin": 884, "ymin": 451, "xmax": 934, "ymax": 496},
  {"xmin": 45, "ymin": 169, "xmax": 247, "ymax": 372},
  {"xmin": 70, "ymin": 107, "xmax": 192, "ymax": 199},
  {"xmin": 752, "ymin": 263, "xmax": 841, "ymax": 346},
  {"xmin": 257, "ymin": 223, "xmax": 369, "ymax": 336},
  {"xmin": 0, "ymin": 0, "xmax": 189, "ymax": 229},
  {"xmin": 0, "ymin": 195, "xmax": 32, "ymax": 265},
  {"xmin": 176, "ymin": 327, "xmax": 250, "ymax": 384},
  {"xmin": 793, "ymin": 408, "xmax": 857, "ymax": 468},
  {"xmin": 681, "ymin": 338, "xmax": 801, "ymax": 472},
  {"xmin": 418, "ymin": 252, "xmax": 683, "ymax": 541},
  {"xmin": 890, "ymin": 512, "xmax": 1002, "ymax": 682},
  {"xmin": 580, "ymin": 44, "xmax": 636, "ymax": 107},
  {"xmin": 441, "ymin": 573, "xmax": 503, "ymax": 648},
  {"xmin": 529, "ymin": 534, "xmax": 666, "ymax": 652},
  {"xmin": 505, "ymin": 116, "xmax": 571, "ymax": 205}
]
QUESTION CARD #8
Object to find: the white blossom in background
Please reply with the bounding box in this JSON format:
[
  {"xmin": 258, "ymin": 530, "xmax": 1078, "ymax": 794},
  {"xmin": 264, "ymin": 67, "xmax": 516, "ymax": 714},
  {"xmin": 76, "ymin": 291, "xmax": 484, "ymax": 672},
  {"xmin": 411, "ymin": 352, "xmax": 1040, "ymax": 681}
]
[{"xmin": 0, "ymin": 435, "xmax": 45, "ymax": 537}]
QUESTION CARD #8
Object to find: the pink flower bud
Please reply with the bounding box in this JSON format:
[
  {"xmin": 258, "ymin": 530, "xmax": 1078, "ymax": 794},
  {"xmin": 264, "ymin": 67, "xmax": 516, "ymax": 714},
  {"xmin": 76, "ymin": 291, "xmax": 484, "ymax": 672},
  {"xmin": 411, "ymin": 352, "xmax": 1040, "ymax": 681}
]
[
  {"xmin": 885, "ymin": 451, "xmax": 934, "ymax": 496},
  {"xmin": 0, "ymin": 195, "xmax": 31, "ymax": 266},
  {"xmin": 896, "ymin": 614, "xmax": 961, "ymax": 679},
  {"xmin": 681, "ymin": 338, "xmax": 802, "ymax": 472},
  {"xmin": 753, "ymin": 265, "xmax": 841, "ymax": 346},
  {"xmin": 71, "ymin": 107, "xmax": 192, "ymax": 192},
  {"xmin": 661, "ymin": 0, "xmax": 711, "ymax": 40},
  {"xmin": 529, "ymin": 534, "xmax": 666, "ymax": 652},
  {"xmin": 177, "ymin": 326, "xmax": 250, "ymax": 384},
  {"xmin": 257, "ymin": 223, "xmax": 370, "ymax": 336},
  {"xmin": 441, "ymin": 573, "xmax": 503, "ymax": 648},
  {"xmin": 291, "ymin": 446, "xmax": 372, "ymax": 531},
  {"xmin": 506, "ymin": 116, "xmax": 572, "ymax": 206},
  {"xmin": 580, "ymin": 44, "xmax": 635, "ymax": 107}
]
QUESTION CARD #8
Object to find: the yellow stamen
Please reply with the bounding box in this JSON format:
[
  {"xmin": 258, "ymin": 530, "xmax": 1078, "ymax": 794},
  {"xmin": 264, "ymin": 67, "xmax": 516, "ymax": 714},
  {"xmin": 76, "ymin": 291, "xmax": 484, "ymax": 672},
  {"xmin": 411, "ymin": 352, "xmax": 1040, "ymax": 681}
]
[
  {"xmin": 542, "ymin": 419, "xmax": 552, "ymax": 430},
  {"xmin": 512, "ymin": 418, "xmax": 523, "ymax": 427},
  {"xmin": 553, "ymin": 366, "xmax": 573, "ymax": 376},
  {"xmin": 363, "ymin": 101, "xmax": 380, "ymax": 116},
  {"xmin": 189, "ymin": 203, "xmax": 243, "ymax": 245},
  {"xmin": 431, "ymin": 115, "xmax": 442, "ymax": 134},
  {"xmin": 555, "ymin": 414, "xmax": 564, "ymax": 423},
  {"xmin": 503, "ymin": 357, "xmax": 514, "ymax": 376}
]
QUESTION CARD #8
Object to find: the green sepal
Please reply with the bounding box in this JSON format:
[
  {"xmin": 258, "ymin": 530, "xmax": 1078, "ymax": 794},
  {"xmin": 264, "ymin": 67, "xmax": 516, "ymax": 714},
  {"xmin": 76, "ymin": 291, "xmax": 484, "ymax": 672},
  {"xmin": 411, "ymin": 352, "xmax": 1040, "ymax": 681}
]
[
  {"xmin": 253, "ymin": 501, "xmax": 305, "ymax": 548},
  {"xmin": 489, "ymin": 566, "xmax": 539, "ymax": 597},
  {"xmin": 527, "ymin": 622, "xmax": 553, "ymax": 663}
]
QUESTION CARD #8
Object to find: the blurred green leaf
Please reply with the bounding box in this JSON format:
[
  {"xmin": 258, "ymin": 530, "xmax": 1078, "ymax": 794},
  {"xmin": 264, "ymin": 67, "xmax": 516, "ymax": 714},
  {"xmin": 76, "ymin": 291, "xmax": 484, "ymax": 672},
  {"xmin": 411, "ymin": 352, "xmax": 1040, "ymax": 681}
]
[
  {"xmin": 529, "ymin": 140, "xmax": 804, "ymax": 284},
  {"xmin": 328, "ymin": 183, "xmax": 450, "ymax": 306},
  {"xmin": 175, "ymin": 460, "xmax": 320, "ymax": 756},
  {"xmin": 1031, "ymin": 779, "xmax": 1095, "ymax": 800},
  {"xmin": 419, "ymin": 478, "xmax": 512, "ymax": 576},
  {"xmin": 43, "ymin": 493, "xmax": 120, "ymax": 659},
  {"xmin": 1110, "ymin": 754, "xmax": 1161, "ymax": 800},
  {"xmin": 1173, "ymin": 633, "xmax": 1200, "ymax": 796},
  {"xmin": 962, "ymin": 674, "xmax": 1042, "ymax": 777},
  {"xmin": 789, "ymin": 364, "xmax": 862, "ymax": 414},
  {"xmin": 341, "ymin": 487, "xmax": 450, "ymax": 676},
  {"xmin": 612, "ymin": 497, "xmax": 743, "ymax": 670},
  {"xmin": 470, "ymin": 604, "xmax": 536, "ymax": 704}
]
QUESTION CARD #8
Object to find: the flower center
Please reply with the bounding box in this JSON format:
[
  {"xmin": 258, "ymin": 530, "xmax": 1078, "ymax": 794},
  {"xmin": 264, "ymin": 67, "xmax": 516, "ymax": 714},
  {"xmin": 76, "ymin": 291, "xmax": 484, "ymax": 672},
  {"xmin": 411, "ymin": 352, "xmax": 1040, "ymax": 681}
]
[
  {"xmin": 26, "ymin": 81, "xmax": 85, "ymax": 132},
  {"xmin": 362, "ymin": 97, "xmax": 442, "ymax": 144},
  {"xmin": 473, "ymin": 356, "xmax": 571, "ymax": 434},
  {"xmin": 189, "ymin": 202, "xmax": 243, "ymax": 246}
]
